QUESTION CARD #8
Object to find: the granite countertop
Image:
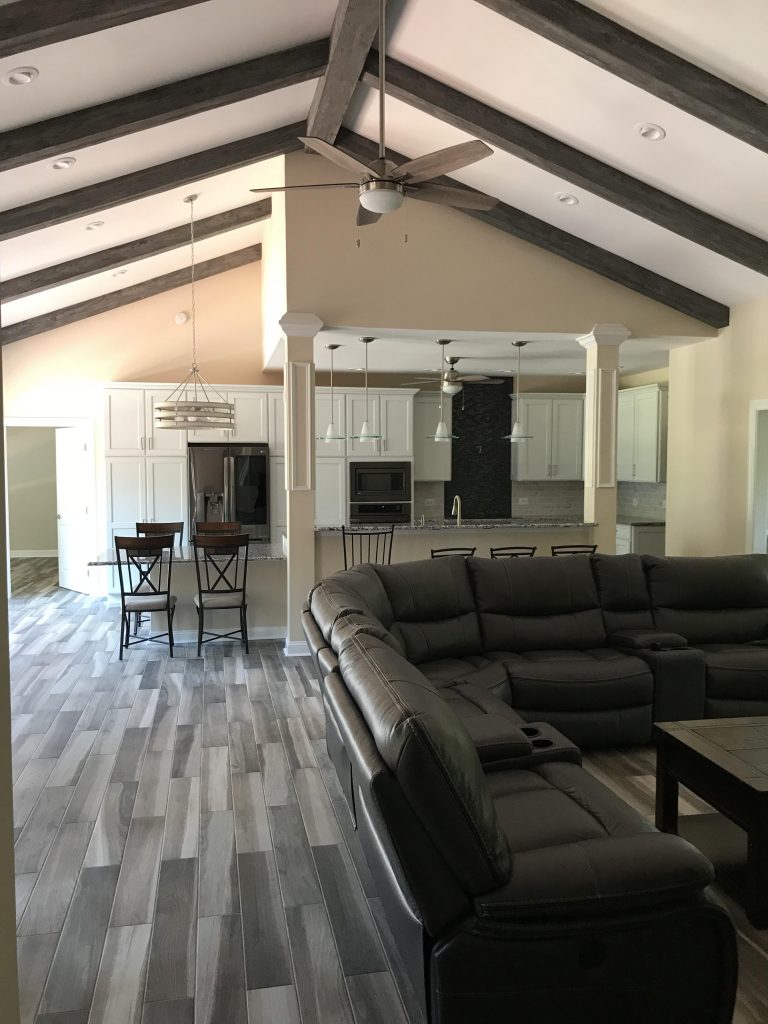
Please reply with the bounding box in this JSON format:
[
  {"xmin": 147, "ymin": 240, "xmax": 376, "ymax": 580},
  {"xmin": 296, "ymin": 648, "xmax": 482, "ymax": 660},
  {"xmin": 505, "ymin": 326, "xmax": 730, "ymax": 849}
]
[
  {"xmin": 317, "ymin": 519, "xmax": 597, "ymax": 533},
  {"xmin": 89, "ymin": 542, "xmax": 286, "ymax": 566},
  {"xmin": 616, "ymin": 517, "xmax": 666, "ymax": 527}
]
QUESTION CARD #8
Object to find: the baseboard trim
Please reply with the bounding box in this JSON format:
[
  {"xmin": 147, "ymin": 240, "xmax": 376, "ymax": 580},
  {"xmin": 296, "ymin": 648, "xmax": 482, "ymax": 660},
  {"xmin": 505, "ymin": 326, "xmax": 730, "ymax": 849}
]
[
  {"xmin": 12, "ymin": 549, "xmax": 57, "ymax": 558},
  {"xmin": 170, "ymin": 626, "xmax": 287, "ymax": 644},
  {"xmin": 283, "ymin": 640, "xmax": 310, "ymax": 657}
]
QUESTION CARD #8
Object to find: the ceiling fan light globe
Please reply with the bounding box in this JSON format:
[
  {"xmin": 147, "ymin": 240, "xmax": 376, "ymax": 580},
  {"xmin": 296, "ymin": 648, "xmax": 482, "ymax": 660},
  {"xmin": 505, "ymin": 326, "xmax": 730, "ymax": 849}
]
[
  {"xmin": 442, "ymin": 380, "xmax": 462, "ymax": 396},
  {"xmin": 358, "ymin": 180, "xmax": 404, "ymax": 214}
]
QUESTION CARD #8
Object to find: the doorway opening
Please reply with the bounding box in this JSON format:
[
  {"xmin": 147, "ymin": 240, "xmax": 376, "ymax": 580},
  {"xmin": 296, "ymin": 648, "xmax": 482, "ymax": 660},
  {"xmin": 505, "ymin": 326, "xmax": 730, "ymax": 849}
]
[{"xmin": 746, "ymin": 401, "xmax": 768, "ymax": 553}]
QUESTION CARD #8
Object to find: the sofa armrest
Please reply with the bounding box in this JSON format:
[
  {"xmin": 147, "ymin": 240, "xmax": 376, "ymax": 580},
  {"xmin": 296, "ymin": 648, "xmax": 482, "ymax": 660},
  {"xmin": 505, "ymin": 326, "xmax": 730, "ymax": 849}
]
[
  {"xmin": 608, "ymin": 629, "xmax": 687, "ymax": 651},
  {"xmin": 463, "ymin": 716, "xmax": 534, "ymax": 762},
  {"xmin": 628, "ymin": 647, "xmax": 706, "ymax": 722}
]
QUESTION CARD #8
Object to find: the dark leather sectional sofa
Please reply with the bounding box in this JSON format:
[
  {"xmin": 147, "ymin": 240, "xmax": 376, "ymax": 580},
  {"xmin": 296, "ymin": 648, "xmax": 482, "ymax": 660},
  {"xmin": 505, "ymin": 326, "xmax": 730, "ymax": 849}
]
[{"xmin": 303, "ymin": 552, "xmax": 748, "ymax": 1023}]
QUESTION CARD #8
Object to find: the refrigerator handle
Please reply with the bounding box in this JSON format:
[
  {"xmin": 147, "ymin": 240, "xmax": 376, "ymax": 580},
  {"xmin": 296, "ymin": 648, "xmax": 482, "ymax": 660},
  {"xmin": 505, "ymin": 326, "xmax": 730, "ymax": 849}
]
[{"xmin": 224, "ymin": 456, "xmax": 234, "ymax": 521}]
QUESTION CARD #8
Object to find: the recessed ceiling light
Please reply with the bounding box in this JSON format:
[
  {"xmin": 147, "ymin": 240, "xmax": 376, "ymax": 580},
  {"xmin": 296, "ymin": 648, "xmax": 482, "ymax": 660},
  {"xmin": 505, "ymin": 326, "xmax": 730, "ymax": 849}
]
[
  {"xmin": 636, "ymin": 122, "xmax": 666, "ymax": 141},
  {"xmin": 2, "ymin": 66, "xmax": 38, "ymax": 86},
  {"xmin": 555, "ymin": 192, "xmax": 579, "ymax": 206},
  {"xmin": 112, "ymin": 268, "xmax": 128, "ymax": 278},
  {"xmin": 51, "ymin": 156, "xmax": 76, "ymax": 171},
  {"xmin": 85, "ymin": 220, "xmax": 104, "ymax": 231}
]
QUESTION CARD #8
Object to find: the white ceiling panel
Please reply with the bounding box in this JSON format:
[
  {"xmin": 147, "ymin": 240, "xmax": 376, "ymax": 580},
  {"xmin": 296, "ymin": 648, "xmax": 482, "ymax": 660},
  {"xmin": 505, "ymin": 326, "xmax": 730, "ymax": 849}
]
[
  {"xmin": 385, "ymin": 0, "xmax": 768, "ymax": 239},
  {"xmin": 0, "ymin": 157, "xmax": 281, "ymax": 279},
  {"xmin": 2, "ymin": 221, "xmax": 264, "ymax": 326},
  {"xmin": 0, "ymin": 0, "xmax": 335, "ymax": 130},
  {"xmin": 346, "ymin": 85, "xmax": 768, "ymax": 306}
]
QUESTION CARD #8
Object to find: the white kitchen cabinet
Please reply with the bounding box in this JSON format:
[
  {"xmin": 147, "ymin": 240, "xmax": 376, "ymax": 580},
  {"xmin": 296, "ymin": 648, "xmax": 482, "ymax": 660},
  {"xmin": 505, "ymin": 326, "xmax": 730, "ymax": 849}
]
[
  {"xmin": 229, "ymin": 390, "xmax": 269, "ymax": 444},
  {"xmin": 268, "ymin": 391, "xmax": 285, "ymax": 455},
  {"xmin": 315, "ymin": 458, "xmax": 346, "ymax": 527},
  {"xmin": 269, "ymin": 457, "xmax": 286, "ymax": 535},
  {"xmin": 617, "ymin": 385, "xmax": 668, "ymax": 483},
  {"xmin": 413, "ymin": 393, "xmax": 452, "ymax": 481},
  {"xmin": 106, "ymin": 457, "xmax": 146, "ymax": 525},
  {"xmin": 315, "ymin": 392, "xmax": 346, "ymax": 457},
  {"xmin": 513, "ymin": 394, "xmax": 583, "ymax": 481},
  {"xmin": 144, "ymin": 390, "xmax": 188, "ymax": 454},
  {"xmin": 346, "ymin": 391, "xmax": 414, "ymax": 458},
  {"xmin": 346, "ymin": 394, "xmax": 381, "ymax": 457},
  {"xmin": 146, "ymin": 456, "xmax": 187, "ymax": 526},
  {"xmin": 105, "ymin": 389, "xmax": 146, "ymax": 455},
  {"xmin": 615, "ymin": 521, "xmax": 666, "ymax": 555}
]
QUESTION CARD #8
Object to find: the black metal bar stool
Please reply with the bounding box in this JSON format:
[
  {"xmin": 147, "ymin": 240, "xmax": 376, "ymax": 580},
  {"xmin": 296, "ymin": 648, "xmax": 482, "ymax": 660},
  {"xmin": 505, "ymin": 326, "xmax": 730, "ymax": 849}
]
[
  {"xmin": 490, "ymin": 546, "xmax": 536, "ymax": 558},
  {"xmin": 551, "ymin": 544, "xmax": 598, "ymax": 556},
  {"xmin": 431, "ymin": 547, "xmax": 476, "ymax": 558},
  {"xmin": 116, "ymin": 534, "xmax": 176, "ymax": 660},
  {"xmin": 341, "ymin": 525, "xmax": 394, "ymax": 568},
  {"xmin": 193, "ymin": 533, "xmax": 250, "ymax": 656}
]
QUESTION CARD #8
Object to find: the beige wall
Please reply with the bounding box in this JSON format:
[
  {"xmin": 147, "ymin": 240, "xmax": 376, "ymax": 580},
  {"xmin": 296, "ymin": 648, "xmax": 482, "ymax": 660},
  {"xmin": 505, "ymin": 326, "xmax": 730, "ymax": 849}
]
[
  {"xmin": 3, "ymin": 263, "xmax": 275, "ymax": 419},
  {"xmin": 666, "ymin": 296, "xmax": 768, "ymax": 555},
  {"xmin": 6, "ymin": 428, "xmax": 58, "ymax": 553}
]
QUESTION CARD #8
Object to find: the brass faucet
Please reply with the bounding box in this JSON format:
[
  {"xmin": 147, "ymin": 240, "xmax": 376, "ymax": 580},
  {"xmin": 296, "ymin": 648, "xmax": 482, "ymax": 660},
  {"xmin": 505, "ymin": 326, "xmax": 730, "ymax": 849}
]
[{"xmin": 451, "ymin": 494, "xmax": 462, "ymax": 528}]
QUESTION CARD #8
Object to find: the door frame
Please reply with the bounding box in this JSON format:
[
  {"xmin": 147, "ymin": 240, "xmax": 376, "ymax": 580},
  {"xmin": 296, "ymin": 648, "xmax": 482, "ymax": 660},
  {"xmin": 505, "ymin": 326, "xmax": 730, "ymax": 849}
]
[
  {"xmin": 745, "ymin": 399, "xmax": 768, "ymax": 553},
  {"xmin": 4, "ymin": 416, "xmax": 97, "ymax": 595}
]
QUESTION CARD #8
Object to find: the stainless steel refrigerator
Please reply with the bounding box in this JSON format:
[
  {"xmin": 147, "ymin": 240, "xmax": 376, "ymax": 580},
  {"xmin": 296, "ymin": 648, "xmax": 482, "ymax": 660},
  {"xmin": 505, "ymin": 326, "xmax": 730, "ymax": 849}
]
[{"xmin": 188, "ymin": 443, "xmax": 269, "ymax": 541}]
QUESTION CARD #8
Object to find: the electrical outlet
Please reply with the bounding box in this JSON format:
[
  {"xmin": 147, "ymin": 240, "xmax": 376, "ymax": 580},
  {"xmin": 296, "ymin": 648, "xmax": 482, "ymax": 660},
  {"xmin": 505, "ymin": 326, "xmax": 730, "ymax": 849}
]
[
  {"xmin": 518, "ymin": 497, "xmax": 529, "ymax": 505},
  {"xmin": 632, "ymin": 498, "xmax": 639, "ymax": 506}
]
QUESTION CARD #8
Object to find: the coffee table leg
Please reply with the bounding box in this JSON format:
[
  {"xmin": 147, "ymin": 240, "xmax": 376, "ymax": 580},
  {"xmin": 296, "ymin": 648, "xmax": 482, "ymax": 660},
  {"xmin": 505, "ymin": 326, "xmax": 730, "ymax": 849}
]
[
  {"xmin": 655, "ymin": 745, "xmax": 679, "ymax": 833},
  {"xmin": 747, "ymin": 825, "xmax": 768, "ymax": 928}
]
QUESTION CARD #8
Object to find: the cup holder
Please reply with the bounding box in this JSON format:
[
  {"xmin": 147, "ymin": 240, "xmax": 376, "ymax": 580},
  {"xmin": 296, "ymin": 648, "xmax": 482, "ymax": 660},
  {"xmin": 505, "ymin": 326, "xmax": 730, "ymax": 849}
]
[
  {"xmin": 532, "ymin": 738, "xmax": 553, "ymax": 749},
  {"xmin": 521, "ymin": 727, "xmax": 540, "ymax": 738}
]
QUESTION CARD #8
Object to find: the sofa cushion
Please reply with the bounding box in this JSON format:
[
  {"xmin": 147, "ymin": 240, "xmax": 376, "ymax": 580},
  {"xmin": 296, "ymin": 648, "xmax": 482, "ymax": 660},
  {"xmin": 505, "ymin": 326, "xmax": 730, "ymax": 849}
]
[
  {"xmin": 419, "ymin": 656, "xmax": 511, "ymax": 701},
  {"xmin": 697, "ymin": 643, "xmax": 768, "ymax": 701},
  {"xmin": 475, "ymin": 761, "xmax": 713, "ymax": 919},
  {"xmin": 338, "ymin": 631, "xmax": 510, "ymax": 894},
  {"xmin": 311, "ymin": 569, "xmax": 404, "ymax": 656},
  {"xmin": 644, "ymin": 554, "xmax": 768, "ymax": 643},
  {"xmin": 467, "ymin": 556, "xmax": 606, "ymax": 652},
  {"xmin": 372, "ymin": 557, "xmax": 483, "ymax": 664},
  {"xmin": 592, "ymin": 553, "xmax": 655, "ymax": 634}
]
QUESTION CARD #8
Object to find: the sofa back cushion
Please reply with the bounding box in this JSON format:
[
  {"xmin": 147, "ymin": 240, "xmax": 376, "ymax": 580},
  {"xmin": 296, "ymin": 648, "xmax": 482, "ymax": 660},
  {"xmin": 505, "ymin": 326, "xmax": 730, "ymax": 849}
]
[
  {"xmin": 338, "ymin": 631, "xmax": 510, "ymax": 894},
  {"xmin": 467, "ymin": 555, "xmax": 606, "ymax": 651},
  {"xmin": 644, "ymin": 554, "xmax": 768, "ymax": 643},
  {"xmin": 592, "ymin": 553, "xmax": 654, "ymax": 633},
  {"xmin": 310, "ymin": 565, "xmax": 405, "ymax": 656},
  {"xmin": 372, "ymin": 557, "xmax": 483, "ymax": 664}
]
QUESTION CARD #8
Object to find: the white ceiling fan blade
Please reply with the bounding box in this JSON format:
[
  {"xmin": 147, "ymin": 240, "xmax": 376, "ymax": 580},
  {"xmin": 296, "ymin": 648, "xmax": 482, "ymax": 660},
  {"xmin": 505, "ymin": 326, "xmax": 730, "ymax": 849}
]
[
  {"xmin": 392, "ymin": 140, "xmax": 493, "ymax": 184},
  {"xmin": 299, "ymin": 136, "xmax": 374, "ymax": 178},
  {"xmin": 356, "ymin": 205, "xmax": 382, "ymax": 227},
  {"xmin": 412, "ymin": 182, "xmax": 498, "ymax": 211},
  {"xmin": 249, "ymin": 182, "xmax": 358, "ymax": 193}
]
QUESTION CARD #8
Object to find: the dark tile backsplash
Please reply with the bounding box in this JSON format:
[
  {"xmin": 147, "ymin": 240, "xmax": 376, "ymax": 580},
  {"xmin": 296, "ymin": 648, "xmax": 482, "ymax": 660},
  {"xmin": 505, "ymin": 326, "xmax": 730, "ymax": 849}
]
[{"xmin": 444, "ymin": 382, "xmax": 512, "ymax": 519}]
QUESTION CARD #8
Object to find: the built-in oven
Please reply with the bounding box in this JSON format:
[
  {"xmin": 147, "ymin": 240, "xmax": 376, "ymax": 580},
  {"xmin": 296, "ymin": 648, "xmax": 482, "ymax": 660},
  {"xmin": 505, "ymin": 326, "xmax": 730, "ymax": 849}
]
[
  {"xmin": 349, "ymin": 461, "xmax": 411, "ymax": 503},
  {"xmin": 349, "ymin": 502, "xmax": 411, "ymax": 524}
]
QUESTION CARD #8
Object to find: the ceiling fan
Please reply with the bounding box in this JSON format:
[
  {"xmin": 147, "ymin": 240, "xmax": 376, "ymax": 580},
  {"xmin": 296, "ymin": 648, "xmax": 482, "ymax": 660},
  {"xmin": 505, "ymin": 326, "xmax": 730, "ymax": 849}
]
[
  {"xmin": 403, "ymin": 339, "xmax": 507, "ymax": 395},
  {"xmin": 249, "ymin": 0, "xmax": 497, "ymax": 226}
]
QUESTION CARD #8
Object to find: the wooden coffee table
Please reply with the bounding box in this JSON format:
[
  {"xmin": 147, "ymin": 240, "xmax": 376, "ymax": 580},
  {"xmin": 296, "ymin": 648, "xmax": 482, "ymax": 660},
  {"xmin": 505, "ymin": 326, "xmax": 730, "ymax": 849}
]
[{"xmin": 655, "ymin": 717, "xmax": 768, "ymax": 927}]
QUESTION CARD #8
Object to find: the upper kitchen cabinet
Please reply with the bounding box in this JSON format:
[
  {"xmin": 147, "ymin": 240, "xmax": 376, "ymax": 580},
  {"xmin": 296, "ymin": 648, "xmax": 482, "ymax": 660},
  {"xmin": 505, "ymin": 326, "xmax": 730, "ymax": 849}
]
[
  {"xmin": 346, "ymin": 393, "xmax": 381, "ymax": 457},
  {"xmin": 106, "ymin": 387, "xmax": 187, "ymax": 455},
  {"xmin": 617, "ymin": 385, "xmax": 668, "ymax": 483},
  {"xmin": 268, "ymin": 391, "xmax": 285, "ymax": 455},
  {"xmin": 346, "ymin": 391, "xmax": 414, "ymax": 458},
  {"xmin": 229, "ymin": 390, "xmax": 269, "ymax": 444},
  {"xmin": 315, "ymin": 390, "xmax": 346, "ymax": 457},
  {"xmin": 414, "ymin": 392, "xmax": 452, "ymax": 481},
  {"xmin": 512, "ymin": 394, "xmax": 584, "ymax": 481}
]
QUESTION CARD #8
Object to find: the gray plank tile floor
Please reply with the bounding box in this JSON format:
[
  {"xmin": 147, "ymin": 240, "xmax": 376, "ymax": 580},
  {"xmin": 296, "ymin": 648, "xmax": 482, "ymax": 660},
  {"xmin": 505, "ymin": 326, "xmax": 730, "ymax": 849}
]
[{"xmin": 8, "ymin": 557, "xmax": 764, "ymax": 1023}]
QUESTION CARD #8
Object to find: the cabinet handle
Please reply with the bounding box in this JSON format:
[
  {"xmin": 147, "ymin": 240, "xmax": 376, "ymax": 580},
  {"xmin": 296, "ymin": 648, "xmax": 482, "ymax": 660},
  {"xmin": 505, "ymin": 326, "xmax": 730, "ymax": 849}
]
[{"xmin": 140, "ymin": 436, "xmax": 145, "ymax": 450}]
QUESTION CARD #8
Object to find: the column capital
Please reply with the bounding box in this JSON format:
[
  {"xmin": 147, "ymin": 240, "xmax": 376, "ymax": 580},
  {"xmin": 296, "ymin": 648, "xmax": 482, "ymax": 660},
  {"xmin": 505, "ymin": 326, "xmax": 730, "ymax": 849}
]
[
  {"xmin": 577, "ymin": 323, "xmax": 631, "ymax": 350},
  {"xmin": 279, "ymin": 312, "xmax": 324, "ymax": 338}
]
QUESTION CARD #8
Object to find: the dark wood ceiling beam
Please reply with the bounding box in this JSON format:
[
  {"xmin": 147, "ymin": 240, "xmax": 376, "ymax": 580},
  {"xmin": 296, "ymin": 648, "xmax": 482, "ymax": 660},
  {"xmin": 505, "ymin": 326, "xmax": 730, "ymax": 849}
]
[
  {"xmin": 336, "ymin": 129, "xmax": 729, "ymax": 328},
  {"xmin": 0, "ymin": 123, "xmax": 301, "ymax": 242},
  {"xmin": 0, "ymin": 245, "xmax": 261, "ymax": 345},
  {"xmin": 0, "ymin": 200, "xmax": 270, "ymax": 302},
  {"xmin": 474, "ymin": 0, "xmax": 768, "ymax": 154},
  {"xmin": 0, "ymin": 0, "xmax": 211, "ymax": 58},
  {"xmin": 0, "ymin": 39, "xmax": 328, "ymax": 173},
  {"xmin": 306, "ymin": 0, "xmax": 381, "ymax": 142},
  {"xmin": 362, "ymin": 54, "xmax": 768, "ymax": 277}
]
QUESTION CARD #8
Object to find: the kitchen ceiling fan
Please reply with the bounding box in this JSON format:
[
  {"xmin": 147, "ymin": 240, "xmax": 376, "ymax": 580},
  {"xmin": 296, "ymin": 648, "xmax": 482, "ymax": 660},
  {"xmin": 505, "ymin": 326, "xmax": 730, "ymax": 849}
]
[
  {"xmin": 249, "ymin": 0, "xmax": 497, "ymax": 226},
  {"xmin": 403, "ymin": 339, "xmax": 507, "ymax": 395}
]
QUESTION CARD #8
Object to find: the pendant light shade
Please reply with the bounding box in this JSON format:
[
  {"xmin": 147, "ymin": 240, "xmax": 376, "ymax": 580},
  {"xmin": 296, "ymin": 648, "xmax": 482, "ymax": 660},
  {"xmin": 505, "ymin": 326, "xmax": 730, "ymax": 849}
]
[
  {"xmin": 317, "ymin": 343, "xmax": 345, "ymax": 442},
  {"xmin": 351, "ymin": 337, "xmax": 382, "ymax": 440},
  {"xmin": 503, "ymin": 340, "xmax": 533, "ymax": 443},
  {"xmin": 155, "ymin": 195, "xmax": 235, "ymax": 430},
  {"xmin": 428, "ymin": 372, "xmax": 459, "ymax": 442}
]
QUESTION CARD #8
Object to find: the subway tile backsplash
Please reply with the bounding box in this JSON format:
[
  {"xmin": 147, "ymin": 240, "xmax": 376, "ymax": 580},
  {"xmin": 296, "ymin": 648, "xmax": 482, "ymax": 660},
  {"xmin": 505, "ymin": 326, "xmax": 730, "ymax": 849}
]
[
  {"xmin": 511, "ymin": 481, "xmax": 585, "ymax": 518},
  {"xmin": 617, "ymin": 481, "xmax": 667, "ymax": 521}
]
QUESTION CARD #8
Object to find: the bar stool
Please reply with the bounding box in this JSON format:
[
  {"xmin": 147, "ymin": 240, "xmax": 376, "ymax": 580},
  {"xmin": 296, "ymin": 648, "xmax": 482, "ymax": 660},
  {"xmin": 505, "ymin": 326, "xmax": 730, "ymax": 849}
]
[
  {"xmin": 115, "ymin": 535, "xmax": 176, "ymax": 660},
  {"xmin": 342, "ymin": 525, "xmax": 394, "ymax": 569},
  {"xmin": 193, "ymin": 534, "xmax": 250, "ymax": 656},
  {"xmin": 551, "ymin": 544, "xmax": 598, "ymax": 556},
  {"xmin": 133, "ymin": 522, "xmax": 184, "ymax": 633},
  {"xmin": 431, "ymin": 547, "xmax": 476, "ymax": 558},
  {"xmin": 490, "ymin": 546, "xmax": 536, "ymax": 558}
]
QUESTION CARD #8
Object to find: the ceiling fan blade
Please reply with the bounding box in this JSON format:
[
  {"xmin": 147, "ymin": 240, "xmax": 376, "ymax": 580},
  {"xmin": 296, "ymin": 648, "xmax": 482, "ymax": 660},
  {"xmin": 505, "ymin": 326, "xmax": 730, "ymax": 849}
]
[
  {"xmin": 457, "ymin": 374, "xmax": 492, "ymax": 382},
  {"xmin": 392, "ymin": 140, "xmax": 493, "ymax": 184},
  {"xmin": 249, "ymin": 182, "xmax": 358, "ymax": 193},
  {"xmin": 299, "ymin": 137, "xmax": 373, "ymax": 178},
  {"xmin": 356, "ymin": 205, "xmax": 382, "ymax": 227},
  {"xmin": 412, "ymin": 183, "xmax": 498, "ymax": 211}
]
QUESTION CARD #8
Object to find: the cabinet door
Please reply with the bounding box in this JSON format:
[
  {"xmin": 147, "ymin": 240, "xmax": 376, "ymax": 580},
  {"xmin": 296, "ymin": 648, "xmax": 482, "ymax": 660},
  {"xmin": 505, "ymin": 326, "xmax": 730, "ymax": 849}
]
[
  {"xmin": 229, "ymin": 391, "xmax": 269, "ymax": 444},
  {"xmin": 269, "ymin": 457, "xmax": 286, "ymax": 534},
  {"xmin": 514, "ymin": 398, "xmax": 551, "ymax": 480},
  {"xmin": 146, "ymin": 456, "xmax": 187, "ymax": 529},
  {"xmin": 380, "ymin": 394, "xmax": 413, "ymax": 457},
  {"xmin": 633, "ymin": 388, "xmax": 660, "ymax": 482},
  {"xmin": 346, "ymin": 394, "xmax": 380, "ymax": 457},
  {"xmin": 315, "ymin": 393, "xmax": 346, "ymax": 457},
  {"xmin": 105, "ymin": 390, "xmax": 145, "ymax": 455},
  {"xmin": 185, "ymin": 387, "xmax": 231, "ymax": 443},
  {"xmin": 315, "ymin": 458, "xmax": 346, "ymax": 527},
  {"xmin": 106, "ymin": 457, "xmax": 146, "ymax": 525},
  {"xmin": 550, "ymin": 397, "xmax": 584, "ymax": 480},
  {"xmin": 616, "ymin": 392, "xmax": 635, "ymax": 481},
  {"xmin": 144, "ymin": 390, "xmax": 187, "ymax": 454},
  {"xmin": 267, "ymin": 391, "xmax": 285, "ymax": 455},
  {"xmin": 413, "ymin": 394, "xmax": 451, "ymax": 481}
]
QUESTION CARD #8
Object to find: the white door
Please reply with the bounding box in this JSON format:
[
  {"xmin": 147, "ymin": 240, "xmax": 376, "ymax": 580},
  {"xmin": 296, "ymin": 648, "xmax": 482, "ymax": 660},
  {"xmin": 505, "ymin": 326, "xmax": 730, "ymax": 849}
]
[
  {"xmin": 316, "ymin": 458, "xmax": 346, "ymax": 527},
  {"xmin": 515, "ymin": 398, "xmax": 551, "ymax": 480},
  {"xmin": 146, "ymin": 456, "xmax": 187, "ymax": 532},
  {"xmin": 55, "ymin": 427, "xmax": 93, "ymax": 593},
  {"xmin": 229, "ymin": 391, "xmax": 269, "ymax": 444},
  {"xmin": 616, "ymin": 392, "xmax": 635, "ymax": 481},
  {"xmin": 633, "ymin": 388, "xmax": 660, "ymax": 482},
  {"xmin": 551, "ymin": 398, "xmax": 584, "ymax": 480},
  {"xmin": 380, "ymin": 395, "xmax": 413, "ymax": 457},
  {"xmin": 144, "ymin": 390, "xmax": 187, "ymax": 454}
]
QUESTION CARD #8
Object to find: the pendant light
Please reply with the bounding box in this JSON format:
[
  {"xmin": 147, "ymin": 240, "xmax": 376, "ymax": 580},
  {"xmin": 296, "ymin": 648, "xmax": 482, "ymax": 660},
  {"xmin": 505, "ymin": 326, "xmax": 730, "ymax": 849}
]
[
  {"xmin": 351, "ymin": 336, "xmax": 382, "ymax": 441},
  {"xmin": 154, "ymin": 194, "xmax": 235, "ymax": 431},
  {"xmin": 318, "ymin": 343, "xmax": 345, "ymax": 443},
  {"xmin": 503, "ymin": 340, "xmax": 533, "ymax": 443},
  {"xmin": 429, "ymin": 363, "xmax": 458, "ymax": 443}
]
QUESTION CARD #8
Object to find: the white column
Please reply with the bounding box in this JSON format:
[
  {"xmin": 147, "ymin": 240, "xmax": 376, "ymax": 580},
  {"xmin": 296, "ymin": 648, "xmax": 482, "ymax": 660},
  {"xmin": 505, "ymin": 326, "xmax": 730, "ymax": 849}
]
[
  {"xmin": 280, "ymin": 313, "xmax": 322, "ymax": 656},
  {"xmin": 578, "ymin": 323, "xmax": 630, "ymax": 554}
]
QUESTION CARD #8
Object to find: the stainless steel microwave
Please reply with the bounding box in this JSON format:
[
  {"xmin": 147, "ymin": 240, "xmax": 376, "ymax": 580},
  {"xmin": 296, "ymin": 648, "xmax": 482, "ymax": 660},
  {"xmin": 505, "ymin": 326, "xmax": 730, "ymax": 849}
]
[{"xmin": 349, "ymin": 461, "xmax": 412, "ymax": 503}]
